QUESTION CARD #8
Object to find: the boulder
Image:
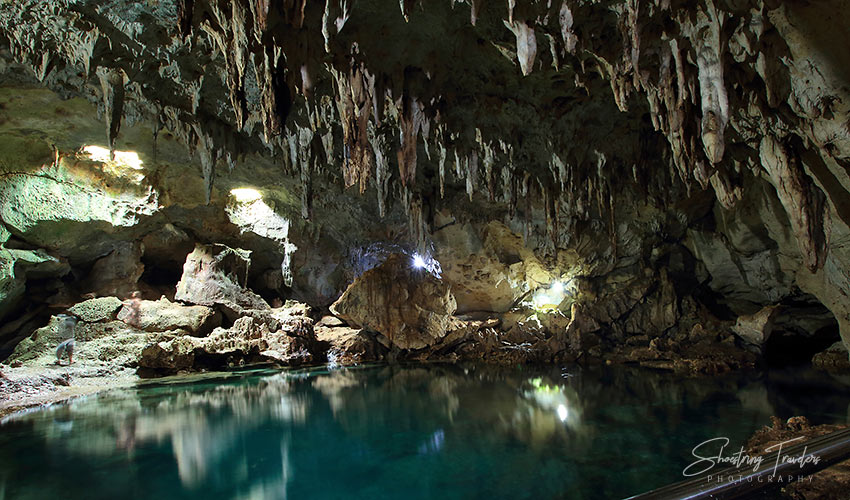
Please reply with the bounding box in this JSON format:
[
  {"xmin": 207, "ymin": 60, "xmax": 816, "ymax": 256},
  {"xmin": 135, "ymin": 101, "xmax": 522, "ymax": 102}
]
[
  {"xmin": 68, "ymin": 297, "xmax": 123, "ymax": 323},
  {"xmin": 331, "ymin": 253, "xmax": 457, "ymax": 350},
  {"xmin": 175, "ymin": 244, "xmax": 270, "ymax": 317},
  {"xmin": 138, "ymin": 336, "xmax": 197, "ymax": 372},
  {"xmin": 732, "ymin": 305, "xmax": 781, "ymax": 346},
  {"xmin": 116, "ymin": 297, "xmax": 220, "ymax": 336},
  {"xmin": 315, "ymin": 321, "xmax": 384, "ymax": 366}
]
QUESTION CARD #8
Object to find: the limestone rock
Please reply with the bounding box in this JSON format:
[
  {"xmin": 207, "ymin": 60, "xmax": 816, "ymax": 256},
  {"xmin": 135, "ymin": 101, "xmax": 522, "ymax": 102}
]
[
  {"xmin": 175, "ymin": 244, "xmax": 270, "ymax": 317},
  {"xmin": 315, "ymin": 323, "xmax": 383, "ymax": 366},
  {"xmin": 116, "ymin": 297, "xmax": 220, "ymax": 336},
  {"xmin": 331, "ymin": 253, "xmax": 457, "ymax": 350},
  {"xmin": 732, "ymin": 305, "xmax": 781, "ymax": 346},
  {"xmin": 83, "ymin": 242, "xmax": 144, "ymax": 298},
  {"xmin": 68, "ymin": 296, "xmax": 123, "ymax": 323},
  {"xmin": 138, "ymin": 315, "xmax": 323, "ymax": 374},
  {"xmin": 8, "ymin": 317, "xmax": 169, "ymax": 369},
  {"xmin": 140, "ymin": 223, "xmax": 194, "ymax": 268},
  {"xmin": 138, "ymin": 336, "xmax": 197, "ymax": 372},
  {"xmin": 812, "ymin": 341, "xmax": 850, "ymax": 373},
  {"xmin": 0, "ymin": 248, "xmax": 69, "ymax": 321}
]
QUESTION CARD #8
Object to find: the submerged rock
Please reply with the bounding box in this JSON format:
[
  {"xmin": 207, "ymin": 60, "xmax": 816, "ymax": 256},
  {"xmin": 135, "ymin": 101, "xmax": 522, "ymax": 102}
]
[{"xmin": 331, "ymin": 253, "xmax": 457, "ymax": 350}]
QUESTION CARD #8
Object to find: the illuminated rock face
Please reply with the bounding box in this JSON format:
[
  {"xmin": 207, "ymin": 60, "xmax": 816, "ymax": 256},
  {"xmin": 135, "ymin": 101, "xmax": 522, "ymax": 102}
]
[
  {"xmin": 175, "ymin": 244, "xmax": 270, "ymax": 318},
  {"xmin": 331, "ymin": 254, "xmax": 457, "ymax": 350}
]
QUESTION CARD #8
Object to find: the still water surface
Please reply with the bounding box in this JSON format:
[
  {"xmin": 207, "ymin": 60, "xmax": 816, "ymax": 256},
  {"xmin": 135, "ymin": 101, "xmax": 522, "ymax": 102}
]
[{"xmin": 1, "ymin": 364, "xmax": 849, "ymax": 499}]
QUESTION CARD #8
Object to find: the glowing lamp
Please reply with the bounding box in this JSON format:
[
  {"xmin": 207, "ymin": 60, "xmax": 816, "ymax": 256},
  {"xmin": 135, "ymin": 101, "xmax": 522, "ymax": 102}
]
[{"xmin": 412, "ymin": 254, "xmax": 427, "ymax": 269}]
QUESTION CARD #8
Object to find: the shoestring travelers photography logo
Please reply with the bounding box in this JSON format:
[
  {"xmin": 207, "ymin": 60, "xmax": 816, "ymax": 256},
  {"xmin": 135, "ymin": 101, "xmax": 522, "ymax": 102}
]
[{"xmin": 683, "ymin": 436, "xmax": 822, "ymax": 484}]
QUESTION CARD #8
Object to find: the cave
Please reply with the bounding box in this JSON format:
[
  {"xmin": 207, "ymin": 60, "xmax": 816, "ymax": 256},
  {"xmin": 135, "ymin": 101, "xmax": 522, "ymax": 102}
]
[{"xmin": 1, "ymin": 1, "xmax": 850, "ymax": 498}]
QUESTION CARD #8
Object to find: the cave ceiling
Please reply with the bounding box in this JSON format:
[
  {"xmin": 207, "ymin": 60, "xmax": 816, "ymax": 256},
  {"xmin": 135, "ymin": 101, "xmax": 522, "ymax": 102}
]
[{"xmin": 0, "ymin": 0, "xmax": 848, "ymax": 273}]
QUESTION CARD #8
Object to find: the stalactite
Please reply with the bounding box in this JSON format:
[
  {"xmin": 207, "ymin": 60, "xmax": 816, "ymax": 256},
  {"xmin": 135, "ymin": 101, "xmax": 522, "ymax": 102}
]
[
  {"xmin": 484, "ymin": 145, "xmax": 495, "ymax": 201},
  {"xmin": 230, "ymin": 1, "xmax": 249, "ymax": 130},
  {"xmin": 322, "ymin": 0, "xmax": 352, "ymax": 52},
  {"xmin": 466, "ymin": 151, "xmax": 478, "ymax": 201},
  {"xmin": 333, "ymin": 61, "xmax": 374, "ymax": 193},
  {"xmin": 559, "ymin": 2, "xmax": 578, "ymax": 54},
  {"xmin": 192, "ymin": 124, "xmax": 219, "ymax": 205},
  {"xmin": 98, "ymin": 68, "xmax": 125, "ymax": 159},
  {"xmin": 369, "ymin": 123, "xmax": 391, "ymax": 218},
  {"xmin": 437, "ymin": 142, "xmax": 447, "ymax": 199},
  {"xmin": 470, "ymin": 0, "xmax": 484, "ymax": 26},
  {"xmin": 252, "ymin": 0, "xmax": 271, "ymax": 33},
  {"xmin": 624, "ymin": 0, "xmax": 640, "ymax": 88},
  {"xmin": 298, "ymin": 127, "xmax": 315, "ymax": 219},
  {"xmin": 759, "ymin": 136, "xmax": 827, "ymax": 272},
  {"xmin": 177, "ymin": 0, "xmax": 194, "ymax": 38},
  {"xmin": 396, "ymin": 96, "xmax": 423, "ymax": 187},
  {"xmin": 694, "ymin": 0, "xmax": 729, "ymax": 165},
  {"xmin": 400, "ymin": 0, "xmax": 416, "ymax": 22},
  {"xmin": 152, "ymin": 112, "xmax": 162, "ymax": 165},
  {"xmin": 505, "ymin": 19, "xmax": 537, "ymax": 76}
]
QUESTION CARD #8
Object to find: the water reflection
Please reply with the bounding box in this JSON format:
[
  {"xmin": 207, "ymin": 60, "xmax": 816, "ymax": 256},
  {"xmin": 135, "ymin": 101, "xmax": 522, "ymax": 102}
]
[{"xmin": 1, "ymin": 365, "xmax": 850, "ymax": 500}]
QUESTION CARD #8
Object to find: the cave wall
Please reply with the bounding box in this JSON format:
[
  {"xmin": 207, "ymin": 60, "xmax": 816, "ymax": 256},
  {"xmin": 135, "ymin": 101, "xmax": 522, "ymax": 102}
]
[{"xmin": 0, "ymin": 0, "xmax": 848, "ymax": 362}]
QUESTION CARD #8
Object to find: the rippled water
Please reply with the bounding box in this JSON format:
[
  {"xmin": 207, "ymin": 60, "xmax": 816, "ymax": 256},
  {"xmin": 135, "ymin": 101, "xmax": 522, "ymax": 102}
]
[{"xmin": 1, "ymin": 364, "xmax": 849, "ymax": 499}]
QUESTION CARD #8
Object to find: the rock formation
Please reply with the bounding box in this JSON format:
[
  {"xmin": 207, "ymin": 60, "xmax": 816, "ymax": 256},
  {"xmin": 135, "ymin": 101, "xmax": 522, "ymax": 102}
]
[
  {"xmin": 331, "ymin": 253, "xmax": 457, "ymax": 350},
  {"xmin": 0, "ymin": 0, "xmax": 848, "ymax": 377}
]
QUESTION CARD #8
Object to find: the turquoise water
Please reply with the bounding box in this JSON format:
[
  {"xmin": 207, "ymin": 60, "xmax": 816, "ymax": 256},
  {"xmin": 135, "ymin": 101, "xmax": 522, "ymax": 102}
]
[{"xmin": 1, "ymin": 364, "xmax": 849, "ymax": 499}]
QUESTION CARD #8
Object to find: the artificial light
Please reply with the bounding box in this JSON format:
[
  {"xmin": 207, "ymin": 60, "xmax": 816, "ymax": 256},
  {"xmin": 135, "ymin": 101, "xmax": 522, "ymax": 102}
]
[{"xmin": 412, "ymin": 254, "xmax": 426, "ymax": 269}]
